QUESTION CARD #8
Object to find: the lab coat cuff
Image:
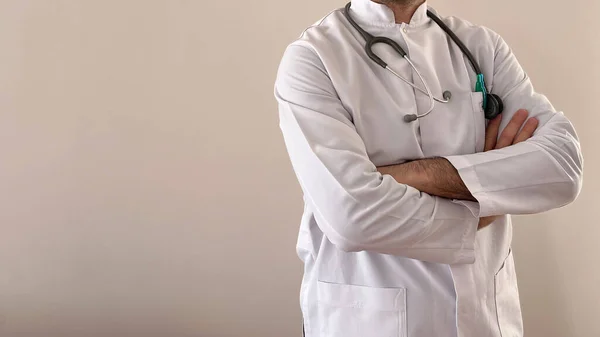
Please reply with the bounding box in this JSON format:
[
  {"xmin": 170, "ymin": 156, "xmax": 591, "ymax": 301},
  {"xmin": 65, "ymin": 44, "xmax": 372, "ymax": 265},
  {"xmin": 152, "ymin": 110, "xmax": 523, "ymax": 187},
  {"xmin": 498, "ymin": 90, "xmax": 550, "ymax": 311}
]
[
  {"xmin": 445, "ymin": 155, "xmax": 497, "ymax": 217},
  {"xmin": 451, "ymin": 199, "xmax": 479, "ymax": 264},
  {"xmin": 451, "ymin": 199, "xmax": 480, "ymax": 218}
]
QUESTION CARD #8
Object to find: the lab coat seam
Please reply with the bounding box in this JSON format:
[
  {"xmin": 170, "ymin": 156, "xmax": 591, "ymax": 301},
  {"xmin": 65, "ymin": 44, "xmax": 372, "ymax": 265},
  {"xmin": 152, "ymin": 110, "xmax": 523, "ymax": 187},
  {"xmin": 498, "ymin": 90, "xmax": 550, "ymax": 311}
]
[
  {"xmin": 282, "ymin": 96, "xmax": 472, "ymax": 254},
  {"xmin": 349, "ymin": 20, "xmax": 430, "ymax": 29},
  {"xmin": 393, "ymin": 213, "xmax": 472, "ymax": 222},
  {"xmin": 280, "ymin": 101, "xmax": 363, "ymax": 205},
  {"xmin": 283, "ymin": 44, "xmax": 334, "ymax": 87},
  {"xmin": 415, "ymin": 248, "xmax": 474, "ymax": 264},
  {"xmin": 364, "ymin": 211, "xmax": 466, "ymax": 249},
  {"xmin": 282, "ymin": 44, "xmax": 349, "ymax": 117},
  {"xmin": 347, "ymin": 6, "xmax": 434, "ymax": 29},
  {"xmin": 339, "ymin": 213, "xmax": 477, "ymax": 253},
  {"xmin": 492, "ymin": 33, "xmax": 533, "ymax": 101},
  {"xmin": 275, "ymin": 3, "xmax": 581, "ymax": 334},
  {"xmin": 283, "ymin": 89, "xmax": 485, "ymax": 249},
  {"xmin": 348, "ymin": 19, "xmax": 398, "ymax": 28},
  {"xmin": 381, "ymin": 212, "xmax": 479, "ymax": 252},
  {"xmin": 299, "ymin": 181, "xmax": 362, "ymax": 250},
  {"xmin": 474, "ymin": 180, "xmax": 576, "ymax": 195},
  {"xmin": 279, "ymin": 101, "xmax": 367, "ymax": 250},
  {"xmin": 404, "ymin": 200, "xmax": 463, "ymax": 247},
  {"xmin": 388, "ymin": 246, "xmax": 476, "ymax": 252},
  {"xmin": 298, "ymin": 9, "xmax": 340, "ymax": 40},
  {"xmin": 278, "ymin": 92, "xmax": 352, "ymax": 129},
  {"xmin": 492, "ymin": 32, "xmax": 502, "ymax": 62},
  {"xmin": 466, "ymin": 139, "xmax": 578, "ymax": 196},
  {"xmin": 406, "ymin": 214, "xmax": 470, "ymax": 222},
  {"xmin": 528, "ymin": 137, "xmax": 582, "ymax": 177},
  {"xmin": 460, "ymin": 218, "xmax": 478, "ymax": 251},
  {"xmin": 454, "ymin": 199, "xmax": 478, "ymax": 253},
  {"xmin": 462, "ymin": 163, "xmax": 484, "ymax": 195},
  {"xmin": 498, "ymin": 74, "xmax": 530, "ymax": 101},
  {"xmin": 446, "ymin": 156, "xmax": 488, "ymax": 208},
  {"xmin": 494, "ymin": 278, "xmax": 504, "ymax": 337},
  {"xmin": 451, "ymin": 200, "xmax": 481, "ymax": 218},
  {"xmin": 472, "ymin": 191, "xmax": 499, "ymax": 218},
  {"xmin": 455, "ymin": 148, "xmax": 539, "ymax": 171}
]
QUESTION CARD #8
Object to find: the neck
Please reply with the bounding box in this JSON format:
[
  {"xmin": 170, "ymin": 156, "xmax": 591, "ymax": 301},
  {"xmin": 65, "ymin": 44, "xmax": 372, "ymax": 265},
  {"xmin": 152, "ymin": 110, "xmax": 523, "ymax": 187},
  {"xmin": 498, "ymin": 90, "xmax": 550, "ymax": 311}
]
[{"xmin": 372, "ymin": 0, "xmax": 426, "ymax": 24}]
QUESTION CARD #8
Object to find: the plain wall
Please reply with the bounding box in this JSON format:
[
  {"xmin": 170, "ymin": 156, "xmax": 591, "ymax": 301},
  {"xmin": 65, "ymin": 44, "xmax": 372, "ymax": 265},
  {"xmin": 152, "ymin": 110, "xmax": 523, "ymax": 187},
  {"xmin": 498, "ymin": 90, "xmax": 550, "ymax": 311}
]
[{"xmin": 0, "ymin": 1, "xmax": 598, "ymax": 336}]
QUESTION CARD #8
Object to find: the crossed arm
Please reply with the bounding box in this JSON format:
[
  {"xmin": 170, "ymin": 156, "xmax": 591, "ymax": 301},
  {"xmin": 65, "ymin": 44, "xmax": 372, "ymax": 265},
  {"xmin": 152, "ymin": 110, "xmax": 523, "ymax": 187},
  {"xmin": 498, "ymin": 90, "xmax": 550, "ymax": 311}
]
[
  {"xmin": 378, "ymin": 110, "xmax": 540, "ymax": 230},
  {"xmin": 275, "ymin": 37, "xmax": 583, "ymax": 264}
]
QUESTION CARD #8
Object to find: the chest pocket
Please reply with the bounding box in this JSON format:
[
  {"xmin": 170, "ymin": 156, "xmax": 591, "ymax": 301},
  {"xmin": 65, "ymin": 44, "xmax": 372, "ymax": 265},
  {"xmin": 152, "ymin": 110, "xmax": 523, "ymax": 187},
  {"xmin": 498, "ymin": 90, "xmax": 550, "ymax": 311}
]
[
  {"xmin": 317, "ymin": 281, "xmax": 407, "ymax": 337},
  {"xmin": 418, "ymin": 90, "xmax": 487, "ymax": 157},
  {"xmin": 469, "ymin": 91, "xmax": 487, "ymax": 153},
  {"xmin": 353, "ymin": 89, "xmax": 487, "ymax": 166}
]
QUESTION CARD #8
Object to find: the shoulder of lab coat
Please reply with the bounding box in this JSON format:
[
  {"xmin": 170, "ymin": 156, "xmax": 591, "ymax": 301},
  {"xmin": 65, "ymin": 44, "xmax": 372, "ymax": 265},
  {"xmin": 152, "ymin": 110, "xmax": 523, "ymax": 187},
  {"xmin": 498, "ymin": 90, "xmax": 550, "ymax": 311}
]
[
  {"xmin": 275, "ymin": 42, "xmax": 480, "ymax": 264},
  {"xmin": 444, "ymin": 30, "xmax": 584, "ymax": 217}
]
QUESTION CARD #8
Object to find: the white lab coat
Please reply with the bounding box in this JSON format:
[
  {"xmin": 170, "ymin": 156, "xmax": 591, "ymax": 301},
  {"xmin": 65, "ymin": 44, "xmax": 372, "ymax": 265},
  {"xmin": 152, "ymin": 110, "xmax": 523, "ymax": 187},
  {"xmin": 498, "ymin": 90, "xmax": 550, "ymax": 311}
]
[{"xmin": 274, "ymin": 1, "xmax": 583, "ymax": 336}]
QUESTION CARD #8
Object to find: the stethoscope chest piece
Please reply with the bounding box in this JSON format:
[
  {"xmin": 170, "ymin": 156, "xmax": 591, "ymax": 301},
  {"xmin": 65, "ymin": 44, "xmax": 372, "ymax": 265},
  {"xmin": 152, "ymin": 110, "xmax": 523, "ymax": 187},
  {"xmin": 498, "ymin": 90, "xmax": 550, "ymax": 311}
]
[
  {"xmin": 344, "ymin": 2, "xmax": 504, "ymax": 123},
  {"xmin": 403, "ymin": 90, "xmax": 452, "ymax": 123},
  {"xmin": 442, "ymin": 91, "xmax": 452, "ymax": 101}
]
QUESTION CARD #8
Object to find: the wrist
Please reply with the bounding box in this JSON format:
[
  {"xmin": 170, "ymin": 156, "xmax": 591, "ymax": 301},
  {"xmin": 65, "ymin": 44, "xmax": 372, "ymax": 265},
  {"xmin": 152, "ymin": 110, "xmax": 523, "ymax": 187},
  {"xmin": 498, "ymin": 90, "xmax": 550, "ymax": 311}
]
[
  {"xmin": 404, "ymin": 159, "xmax": 429, "ymax": 188},
  {"xmin": 377, "ymin": 161, "xmax": 422, "ymax": 187}
]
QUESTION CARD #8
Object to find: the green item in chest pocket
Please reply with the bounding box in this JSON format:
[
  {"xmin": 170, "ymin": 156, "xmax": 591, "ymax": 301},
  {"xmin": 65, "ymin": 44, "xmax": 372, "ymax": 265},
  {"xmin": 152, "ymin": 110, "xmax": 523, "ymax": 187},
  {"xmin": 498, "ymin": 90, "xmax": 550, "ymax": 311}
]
[
  {"xmin": 475, "ymin": 73, "xmax": 488, "ymax": 111},
  {"xmin": 343, "ymin": 2, "xmax": 503, "ymax": 121}
]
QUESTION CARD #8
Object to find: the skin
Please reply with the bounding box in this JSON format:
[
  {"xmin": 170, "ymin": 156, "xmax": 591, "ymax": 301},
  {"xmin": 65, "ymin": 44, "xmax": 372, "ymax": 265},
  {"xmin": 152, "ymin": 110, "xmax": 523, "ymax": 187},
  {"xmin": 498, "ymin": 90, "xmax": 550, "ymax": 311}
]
[
  {"xmin": 373, "ymin": 0, "xmax": 427, "ymax": 23},
  {"xmin": 478, "ymin": 111, "xmax": 539, "ymax": 229},
  {"xmin": 378, "ymin": 111, "xmax": 539, "ymax": 230},
  {"xmin": 370, "ymin": 0, "xmax": 541, "ymax": 231}
]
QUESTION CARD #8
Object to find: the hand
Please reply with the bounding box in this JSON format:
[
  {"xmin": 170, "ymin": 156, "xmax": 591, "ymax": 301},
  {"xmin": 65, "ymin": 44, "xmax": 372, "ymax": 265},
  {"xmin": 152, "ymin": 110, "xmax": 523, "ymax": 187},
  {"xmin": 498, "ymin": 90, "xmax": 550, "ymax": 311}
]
[
  {"xmin": 479, "ymin": 110, "xmax": 539, "ymax": 228},
  {"xmin": 485, "ymin": 109, "xmax": 539, "ymax": 151},
  {"xmin": 478, "ymin": 216, "xmax": 497, "ymax": 230}
]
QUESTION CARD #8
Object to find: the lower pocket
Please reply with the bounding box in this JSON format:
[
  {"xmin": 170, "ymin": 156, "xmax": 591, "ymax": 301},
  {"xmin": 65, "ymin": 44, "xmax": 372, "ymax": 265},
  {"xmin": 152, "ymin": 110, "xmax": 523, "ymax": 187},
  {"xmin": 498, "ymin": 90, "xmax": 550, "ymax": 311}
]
[
  {"xmin": 317, "ymin": 281, "xmax": 406, "ymax": 337},
  {"xmin": 494, "ymin": 249, "xmax": 524, "ymax": 337}
]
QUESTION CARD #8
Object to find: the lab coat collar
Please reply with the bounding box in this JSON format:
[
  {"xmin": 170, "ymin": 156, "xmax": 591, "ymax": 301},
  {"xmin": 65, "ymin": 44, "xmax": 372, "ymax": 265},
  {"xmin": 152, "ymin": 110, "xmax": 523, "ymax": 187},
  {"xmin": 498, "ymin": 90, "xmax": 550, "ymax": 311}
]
[{"xmin": 349, "ymin": 0, "xmax": 431, "ymax": 27}]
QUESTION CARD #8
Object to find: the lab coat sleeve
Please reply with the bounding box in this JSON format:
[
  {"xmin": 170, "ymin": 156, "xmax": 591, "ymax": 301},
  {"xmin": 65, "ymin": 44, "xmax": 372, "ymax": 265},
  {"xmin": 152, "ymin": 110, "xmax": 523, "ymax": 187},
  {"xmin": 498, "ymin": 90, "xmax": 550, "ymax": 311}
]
[
  {"xmin": 275, "ymin": 44, "xmax": 479, "ymax": 264},
  {"xmin": 444, "ymin": 34, "xmax": 584, "ymax": 217}
]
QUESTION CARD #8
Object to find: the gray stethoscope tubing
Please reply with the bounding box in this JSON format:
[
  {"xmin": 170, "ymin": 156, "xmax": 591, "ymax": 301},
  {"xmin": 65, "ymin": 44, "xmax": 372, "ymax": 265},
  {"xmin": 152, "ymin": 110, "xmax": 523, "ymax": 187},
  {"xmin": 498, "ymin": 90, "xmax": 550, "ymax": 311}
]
[
  {"xmin": 387, "ymin": 62, "xmax": 452, "ymax": 105},
  {"xmin": 343, "ymin": 3, "xmax": 453, "ymax": 122},
  {"xmin": 387, "ymin": 58, "xmax": 452, "ymax": 122}
]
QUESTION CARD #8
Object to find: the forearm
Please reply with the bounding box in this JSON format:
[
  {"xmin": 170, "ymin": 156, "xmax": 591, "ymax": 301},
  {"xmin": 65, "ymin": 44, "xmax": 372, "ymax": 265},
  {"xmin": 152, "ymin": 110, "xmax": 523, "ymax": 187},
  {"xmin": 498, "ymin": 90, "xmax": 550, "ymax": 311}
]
[
  {"xmin": 445, "ymin": 118, "xmax": 582, "ymax": 217},
  {"xmin": 447, "ymin": 32, "xmax": 585, "ymax": 217},
  {"xmin": 378, "ymin": 158, "xmax": 476, "ymax": 202},
  {"xmin": 277, "ymin": 44, "xmax": 481, "ymax": 264}
]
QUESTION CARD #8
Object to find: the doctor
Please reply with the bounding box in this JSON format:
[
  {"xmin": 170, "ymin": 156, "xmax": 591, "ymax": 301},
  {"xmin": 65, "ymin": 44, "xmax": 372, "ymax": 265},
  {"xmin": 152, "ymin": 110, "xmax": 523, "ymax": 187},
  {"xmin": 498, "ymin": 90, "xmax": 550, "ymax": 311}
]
[{"xmin": 274, "ymin": 0, "xmax": 583, "ymax": 336}]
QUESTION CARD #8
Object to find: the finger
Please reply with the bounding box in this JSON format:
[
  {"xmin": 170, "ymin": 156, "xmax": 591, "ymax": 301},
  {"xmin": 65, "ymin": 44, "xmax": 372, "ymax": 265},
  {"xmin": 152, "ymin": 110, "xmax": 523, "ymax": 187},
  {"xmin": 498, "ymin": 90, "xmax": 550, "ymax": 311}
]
[
  {"xmin": 496, "ymin": 109, "xmax": 529, "ymax": 149},
  {"xmin": 478, "ymin": 216, "xmax": 498, "ymax": 230},
  {"xmin": 484, "ymin": 114, "xmax": 502, "ymax": 151},
  {"xmin": 513, "ymin": 117, "xmax": 539, "ymax": 144}
]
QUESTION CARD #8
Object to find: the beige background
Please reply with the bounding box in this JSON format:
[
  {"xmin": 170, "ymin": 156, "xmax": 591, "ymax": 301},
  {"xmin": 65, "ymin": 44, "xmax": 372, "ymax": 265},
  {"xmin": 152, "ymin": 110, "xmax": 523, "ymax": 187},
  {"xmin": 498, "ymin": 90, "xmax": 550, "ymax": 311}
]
[{"xmin": 0, "ymin": 0, "xmax": 597, "ymax": 336}]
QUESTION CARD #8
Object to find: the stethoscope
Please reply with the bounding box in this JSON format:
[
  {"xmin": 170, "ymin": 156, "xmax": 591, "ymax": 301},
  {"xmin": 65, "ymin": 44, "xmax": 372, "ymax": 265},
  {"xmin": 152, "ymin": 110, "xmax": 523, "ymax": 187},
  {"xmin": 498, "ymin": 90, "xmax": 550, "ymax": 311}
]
[{"xmin": 343, "ymin": 2, "xmax": 503, "ymax": 122}]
